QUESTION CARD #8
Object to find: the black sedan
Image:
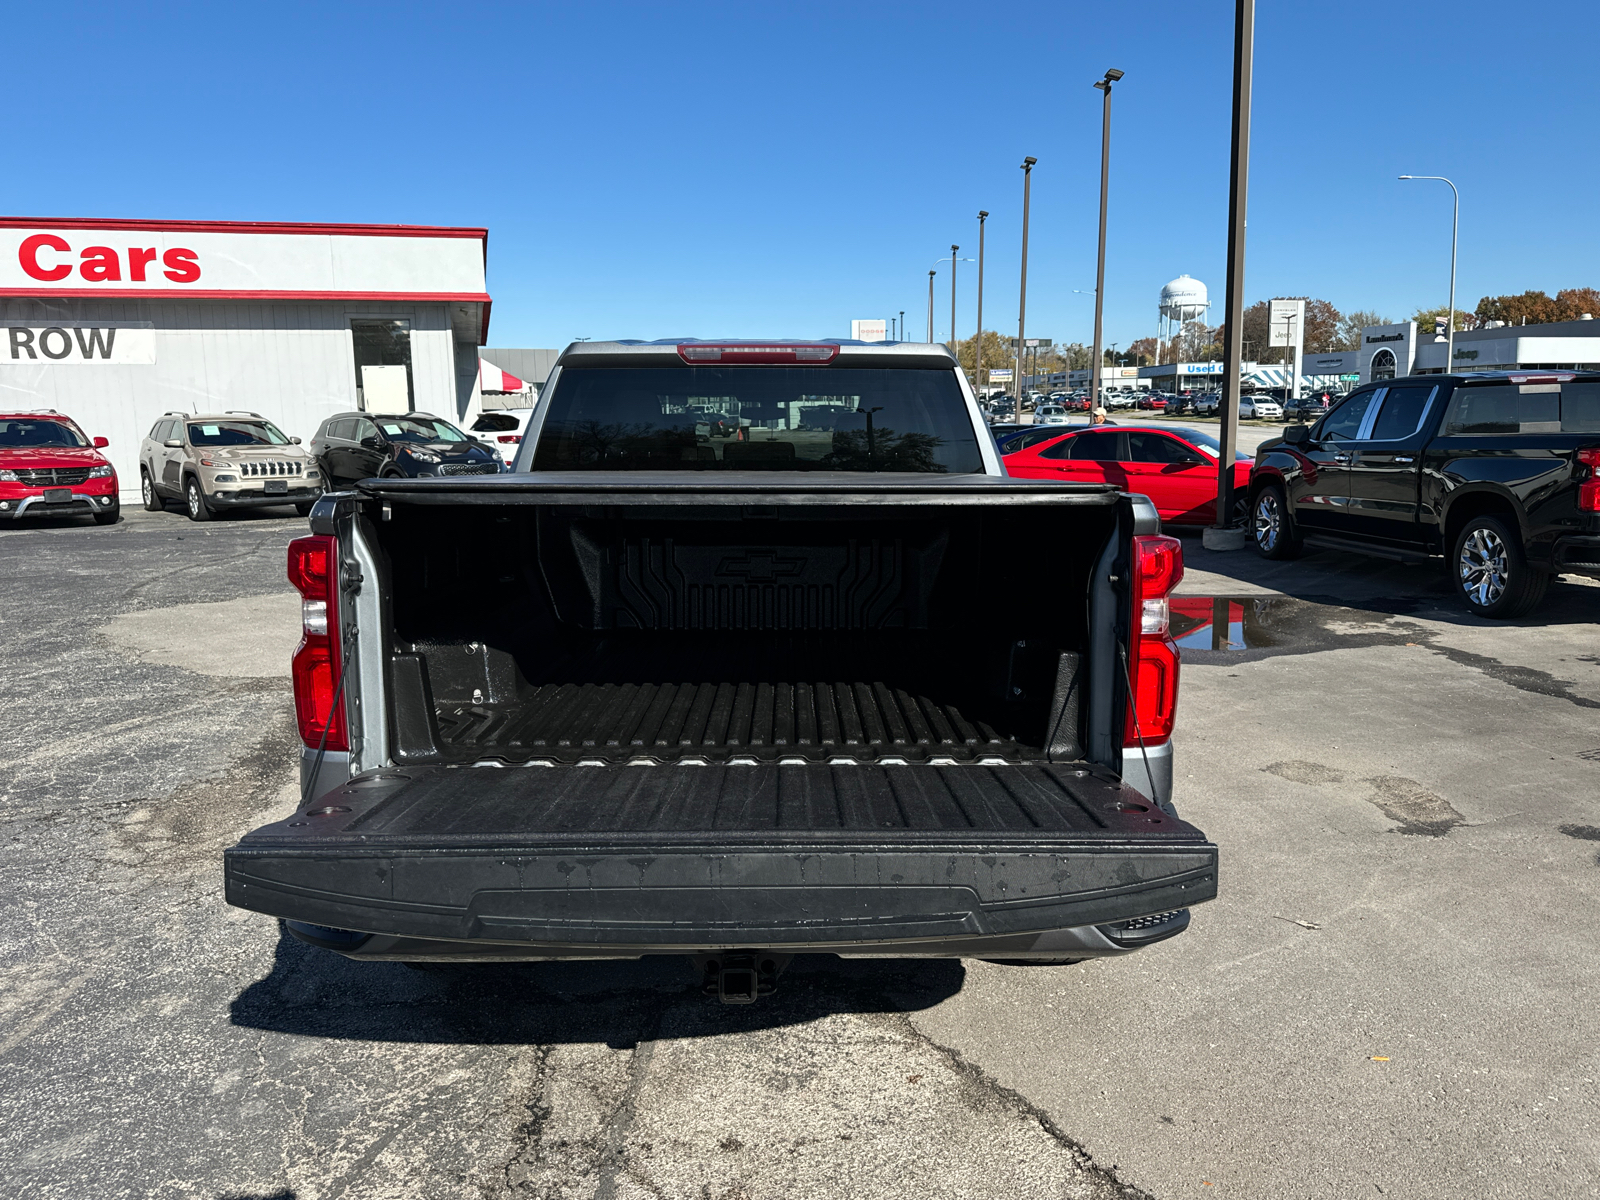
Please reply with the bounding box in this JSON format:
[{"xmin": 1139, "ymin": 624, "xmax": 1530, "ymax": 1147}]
[{"xmin": 310, "ymin": 412, "xmax": 503, "ymax": 486}]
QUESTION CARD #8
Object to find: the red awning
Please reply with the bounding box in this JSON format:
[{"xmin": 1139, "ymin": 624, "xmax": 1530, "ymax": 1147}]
[{"xmin": 479, "ymin": 359, "xmax": 528, "ymax": 394}]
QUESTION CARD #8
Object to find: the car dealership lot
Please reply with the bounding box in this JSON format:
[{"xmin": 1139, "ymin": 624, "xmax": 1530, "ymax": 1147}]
[{"xmin": 2, "ymin": 509, "xmax": 1598, "ymax": 1199}]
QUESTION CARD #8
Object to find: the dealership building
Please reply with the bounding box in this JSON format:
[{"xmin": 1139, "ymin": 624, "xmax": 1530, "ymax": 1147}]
[{"xmin": 0, "ymin": 217, "xmax": 492, "ymax": 495}]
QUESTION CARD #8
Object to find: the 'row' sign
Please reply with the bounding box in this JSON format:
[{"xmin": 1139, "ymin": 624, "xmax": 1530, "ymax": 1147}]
[{"xmin": 2, "ymin": 324, "xmax": 156, "ymax": 365}]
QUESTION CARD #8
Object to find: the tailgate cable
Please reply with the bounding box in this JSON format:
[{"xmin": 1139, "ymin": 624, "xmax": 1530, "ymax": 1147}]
[
  {"xmin": 301, "ymin": 643, "xmax": 353, "ymax": 810},
  {"xmin": 1118, "ymin": 643, "xmax": 1169, "ymax": 813}
]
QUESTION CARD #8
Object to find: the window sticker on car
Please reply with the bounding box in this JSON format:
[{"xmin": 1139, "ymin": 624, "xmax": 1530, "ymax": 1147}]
[
  {"xmin": 201, "ymin": 425, "xmax": 220, "ymax": 435},
  {"xmin": 382, "ymin": 424, "xmax": 403, "ymax": 434}
]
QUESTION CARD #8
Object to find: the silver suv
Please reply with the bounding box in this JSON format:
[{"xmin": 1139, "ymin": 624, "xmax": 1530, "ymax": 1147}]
[{"xmin": 139, "ymin": 411, "xmax": 322, "ymax": 521}]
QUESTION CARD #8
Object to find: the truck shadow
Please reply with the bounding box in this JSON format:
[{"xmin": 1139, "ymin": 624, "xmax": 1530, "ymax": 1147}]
[{"xmin": 230, "ymin": 929, "xmax": 965, "ymax": 1049}]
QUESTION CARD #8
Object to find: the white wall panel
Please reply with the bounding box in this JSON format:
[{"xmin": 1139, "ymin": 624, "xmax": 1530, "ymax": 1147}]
[{"xmin": 0, "ymin": 298, "xmax": 461, "ymax": 496}]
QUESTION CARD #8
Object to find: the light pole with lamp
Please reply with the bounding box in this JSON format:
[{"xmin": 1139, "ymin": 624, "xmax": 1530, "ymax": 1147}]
[
  {"xmin": 975, "ymin": 211, "xmax": 988, "ymax": 395},
  {"xmin": 1015, "ymin": 157, "xmax": 1036, "ymax": 411},
  {"xmin": 1399, "ymin": 174, "xmax": 1459, "ymax": 372},
  {"xmin": 927, "ymin": 271, "xmax": 936, "ymax": 342},
  {"xmin": 1089, "ymin": 68, "xmax": 1124, "ymax": 415}
]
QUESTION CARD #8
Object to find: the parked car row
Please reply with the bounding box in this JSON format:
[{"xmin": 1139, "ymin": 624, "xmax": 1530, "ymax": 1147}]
[{"xmin": 6, "ymin": 403, "xmax": 523, "ymax": 528}]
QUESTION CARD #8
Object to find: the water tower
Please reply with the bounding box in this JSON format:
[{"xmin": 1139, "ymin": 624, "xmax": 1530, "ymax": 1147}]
[{"xmin": 1158, "ymin": 275, "xmax": 1210, "ymax": 362}]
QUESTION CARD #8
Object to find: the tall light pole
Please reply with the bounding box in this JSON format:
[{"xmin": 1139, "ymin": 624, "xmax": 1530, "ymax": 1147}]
[
  {"xmin": 898, "ymin": 311, "xmax": 905, "ymax": 341},
  {"xmin": 1214, "ymin": 0, "xmax": 1252, "ymax": 538},
  {"xmin": 1089, "ymin": 68, "xmax": 1124, "ymax": 414},
  {"xmin": 927, "ymin": 270, "xmax": 936, "ymax": 342},
  {"xmin": 1015, "ymin": 157, "xmax": 1036, "ymax": 406},
  {"xmin": 1400, "ymin": 174, "xmax": 1460, "ymax": 373},
  {"xmin": 949, "ymin": 245, "xmax": 960, "ymax": 346},
  {"xmin": 974, "ymin": 212, "xmax": 988, "ymax": 394}
]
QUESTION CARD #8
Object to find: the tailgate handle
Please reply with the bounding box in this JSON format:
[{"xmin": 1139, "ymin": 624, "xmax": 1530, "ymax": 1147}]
[{"xmin": 1394, "ymin": 455, "xmax": 1415, "ymax": 463}]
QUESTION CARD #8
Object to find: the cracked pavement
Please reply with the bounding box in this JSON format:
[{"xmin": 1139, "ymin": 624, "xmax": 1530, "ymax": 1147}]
[{"xmin": 3, "ymin": 507, "xmax": 1599, "ymax": 1198}]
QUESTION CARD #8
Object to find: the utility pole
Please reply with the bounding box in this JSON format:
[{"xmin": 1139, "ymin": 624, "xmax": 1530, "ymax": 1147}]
[
  {"xmin": 1089, "ymin": 68, "xmax": 1124, "ymax": 415},
  {"xmin": 1015, "ymin": 157, "xmax": 1036, "ymax": 409},
  {"xmin": 1213, "ymin": 0, "xmax": 1253, "ymax": 540},
  {"xmin": 975, "ymin": 211, "xmax": 988, "ymax": 394},
  {"xmin": 950, "ymin": 244, "xmax": 959, "ymax": 348}
]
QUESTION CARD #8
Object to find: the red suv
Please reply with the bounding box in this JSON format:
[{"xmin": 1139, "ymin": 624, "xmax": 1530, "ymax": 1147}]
[{"xmin": 0, "ymin": 411, "xmax": 120, "ymax": 525}]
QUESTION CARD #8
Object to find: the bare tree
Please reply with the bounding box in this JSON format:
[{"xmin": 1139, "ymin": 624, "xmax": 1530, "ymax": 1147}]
[{"xmin": 1336, "ymin": 310, "xmax": 1393, "ymax": 351}]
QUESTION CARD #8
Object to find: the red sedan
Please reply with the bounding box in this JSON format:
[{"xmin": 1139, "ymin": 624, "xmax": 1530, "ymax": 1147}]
[{"xmin": 1004, "ymin": 423, "xmax": 1251, "ymax": 525}]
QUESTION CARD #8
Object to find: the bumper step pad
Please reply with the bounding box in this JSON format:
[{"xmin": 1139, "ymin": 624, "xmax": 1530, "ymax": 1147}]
[{"xmin": 226, "ymin": 764, "xmax": 1217, "ymax": 948}]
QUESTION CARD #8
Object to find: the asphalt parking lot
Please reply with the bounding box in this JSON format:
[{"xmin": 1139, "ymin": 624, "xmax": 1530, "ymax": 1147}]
[{"xmin": 3, "ymin": 505, "xmax": 1598, "ymax": 1199}]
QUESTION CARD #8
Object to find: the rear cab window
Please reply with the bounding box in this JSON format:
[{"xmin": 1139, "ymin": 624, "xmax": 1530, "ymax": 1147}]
[
  {"xmin": 532, "ymin": 366, "xmax": 982, "ymax": 473},
  {"xmin": 1443, "ymin": 383, "xmax": 1562, "ymax": 435}
]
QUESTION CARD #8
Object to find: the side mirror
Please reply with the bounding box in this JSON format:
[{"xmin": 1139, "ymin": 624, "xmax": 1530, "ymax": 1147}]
[
  {"xmin": 1284, "ymin": 425, "xmax": 1311, "ymax": 446},
  {"xmin": 164, "ymin": 438, "xmax": 182, "ymax": 449},
  {"xmin": 360, "ymin": 436, "xmax": 382, "ymax": 450},
  {"xmin": 291, "ymin": 436, "xmax": 302, "ymax": 445},
  {"xmin": 93, "ymin": 436, "xmax": 109, "ymax": 448}
]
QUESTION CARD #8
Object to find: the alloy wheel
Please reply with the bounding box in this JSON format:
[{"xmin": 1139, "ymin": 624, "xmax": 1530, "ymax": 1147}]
[
  {"xmin": 187, "ymin": 483, "xmax": 201, "ymax": 517},
  {"xmin": 141, "ymin": 474, "xmax": 153, "ymax": 505},
  {"xmin": 1254, "ymin": 492, "xmax": 1281, "ymax": 552},
  {"xmin": 1458, "ymin": 527, "xmax": 1508, "ymax": 608}
]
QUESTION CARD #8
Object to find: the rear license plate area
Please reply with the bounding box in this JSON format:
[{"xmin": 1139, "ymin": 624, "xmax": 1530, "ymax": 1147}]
[
  {"xmin": 43, "ymin": 487, "xmax": 71, "ymax": 504},
  {"xmin": 264, "ymin": 479, "xmax": 287, "ymax": 495}
]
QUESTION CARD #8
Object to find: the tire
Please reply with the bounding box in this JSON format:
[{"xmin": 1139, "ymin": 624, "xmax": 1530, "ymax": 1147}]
[
  {"xmin": 1453, "ymin": 514, "xmax": 1548, "ymax": 618},
  {"xmin": 184, "ymin": 476, "xmax": 213, "ymax": 522},
  {"xmin": 141, "ymin": 470, "xmax": 164, "ymax": 512},
  {"xmin": 1252, "ymin": 484, "xmax": 1301, "ymax": 559},
  {"xmin": 1229, "ymin": 489, "xmax": 1250, "ymax": 529},
  {"xmin": 294, "ymin": 501, "xmax": 316, "ymax": 518},
  {"xmin": 93, "ymin": 500, "xmax": 120, "ymax": 526}
]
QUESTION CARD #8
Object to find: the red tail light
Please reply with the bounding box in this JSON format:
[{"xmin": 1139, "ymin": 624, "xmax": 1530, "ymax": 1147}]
[
  {"xmin": 676, "ymin": 343, "xmax": 839, "ymax": 365},
  {"xmin": 497, "ymin": 434, "xmax": 522, "ymax": 444},
  {"xmin": 1125, "ymin": 534, "xmax": 1184, "ymax": 745},
  {"xmin": 1579, "ymin": 448, "xmax": 1600, "ymax": 513},
  {"xmin": 287, "ymin": 535, "xmax": 347, "ymax": 751}
]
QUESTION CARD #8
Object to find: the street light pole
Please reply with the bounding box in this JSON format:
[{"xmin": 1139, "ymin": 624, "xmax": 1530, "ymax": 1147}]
[
  {"xmin": 949, "ymin": 245, "xmax": 959, "ymax": 347},
  {"xmin": 1016, "ymin": 157, "xmax": 1036, "ymax": 410},
  {"xmin": 1090, "ymin": 68, "xmax": 1124, "ymax": 415},
  {"xmin": 927, "ymin": 271, "xmax": 936, "ymax": 342},
  {"xmin": 1399, "ymin": 174, "xmax": 1460, "ymax": 372},
  {"xmin": 898, "ymin": 311, "xmax": 905, "ymax": 342},
  {"xmin": 1215, "ymin": 0, "xmax": 1253, "ymax": 537},
  {"xmin": 975, "ymin": 211, "xmax": 988, "ymax": 395}
]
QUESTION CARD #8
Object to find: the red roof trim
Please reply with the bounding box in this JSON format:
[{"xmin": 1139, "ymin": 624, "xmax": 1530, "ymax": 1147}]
[
  {"xmin": 0, "ymin": 217, "xmax": 487, "ymax": 240},
  {"xmin": 0, "ymin": 288, "xmax": 491, "ymax": 303}
]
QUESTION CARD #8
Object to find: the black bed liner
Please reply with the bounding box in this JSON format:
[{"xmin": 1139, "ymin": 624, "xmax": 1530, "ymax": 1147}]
[
  {"xmin": 434, "ymin": 678, "xmax": 1041, "ymax": 766},
  {"xmin": 225, "ymin": 764, "xmax": 1217, "ymax": 946}
]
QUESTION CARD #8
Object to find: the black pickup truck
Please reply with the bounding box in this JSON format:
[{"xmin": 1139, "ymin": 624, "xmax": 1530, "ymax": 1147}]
[
  {"xmin": 1249, "ymin": 371, "xmax": 1600, "ymax": 618},
  {"xmin": 225, "ymin": 340, "xmax": 1217, "ymax": 1001}
]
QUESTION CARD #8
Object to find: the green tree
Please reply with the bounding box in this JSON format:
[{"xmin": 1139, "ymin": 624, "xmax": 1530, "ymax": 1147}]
[
  {"xmin": 1411, "ymin": 306, "xmax": 1477, "ymax": 337},
  {"xmin": 1336, "ymin": 309, "xmax": 1393, "ymax": 351},
  {"xmin": 1475, "ymin": 290, "xmax": 1564, "ymax": 326},
  {"xmin": 950, "ymin": 330, "xmax": 1015, "ymax": 378}
]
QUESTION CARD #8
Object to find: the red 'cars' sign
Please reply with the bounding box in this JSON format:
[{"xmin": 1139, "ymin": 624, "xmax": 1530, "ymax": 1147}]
[{"xmin": 18, "ymin": 235, "xmax": 200, "ymax": 284}]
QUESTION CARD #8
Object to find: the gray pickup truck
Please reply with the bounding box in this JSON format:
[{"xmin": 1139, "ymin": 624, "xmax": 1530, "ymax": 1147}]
[{"xmin": 225, "ymin": 339, "xmax": 1217, "ymax": 1002}]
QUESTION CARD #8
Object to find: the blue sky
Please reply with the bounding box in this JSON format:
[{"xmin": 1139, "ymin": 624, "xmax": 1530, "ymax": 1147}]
[{"xmin": 10, "ymin": 1, "xmax": 1599, "ymax": 350}]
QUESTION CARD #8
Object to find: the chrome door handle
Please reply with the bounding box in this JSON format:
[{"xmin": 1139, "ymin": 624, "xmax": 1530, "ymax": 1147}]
[
  {"xmin": 1394, "ymin": 455, "xmax": 1415, "ymax": 463},
  {"xmin": 1333, "ymin": 453, "xmax": 1350, "ymax": 464}
]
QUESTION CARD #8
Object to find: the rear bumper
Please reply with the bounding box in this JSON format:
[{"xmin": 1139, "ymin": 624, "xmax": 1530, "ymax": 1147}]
[
  {"xmin": 224, "ymin": 764, "xmax": 1218, "ymax": 954},
  {"xmin": 1553, "ymin": 534, "xmax": 1600, "ymax": 577}
]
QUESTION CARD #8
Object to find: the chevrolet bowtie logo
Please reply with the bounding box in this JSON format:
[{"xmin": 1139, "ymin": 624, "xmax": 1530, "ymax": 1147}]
[{"xmin": 715, "ymin": 551, "xmax": 806, "ymax": 581}]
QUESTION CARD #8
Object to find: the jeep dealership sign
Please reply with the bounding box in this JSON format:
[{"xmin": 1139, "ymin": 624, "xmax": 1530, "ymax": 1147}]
[{"xmin": 0, "ymin": 219, "xmax": 488, "ymax": 300}]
